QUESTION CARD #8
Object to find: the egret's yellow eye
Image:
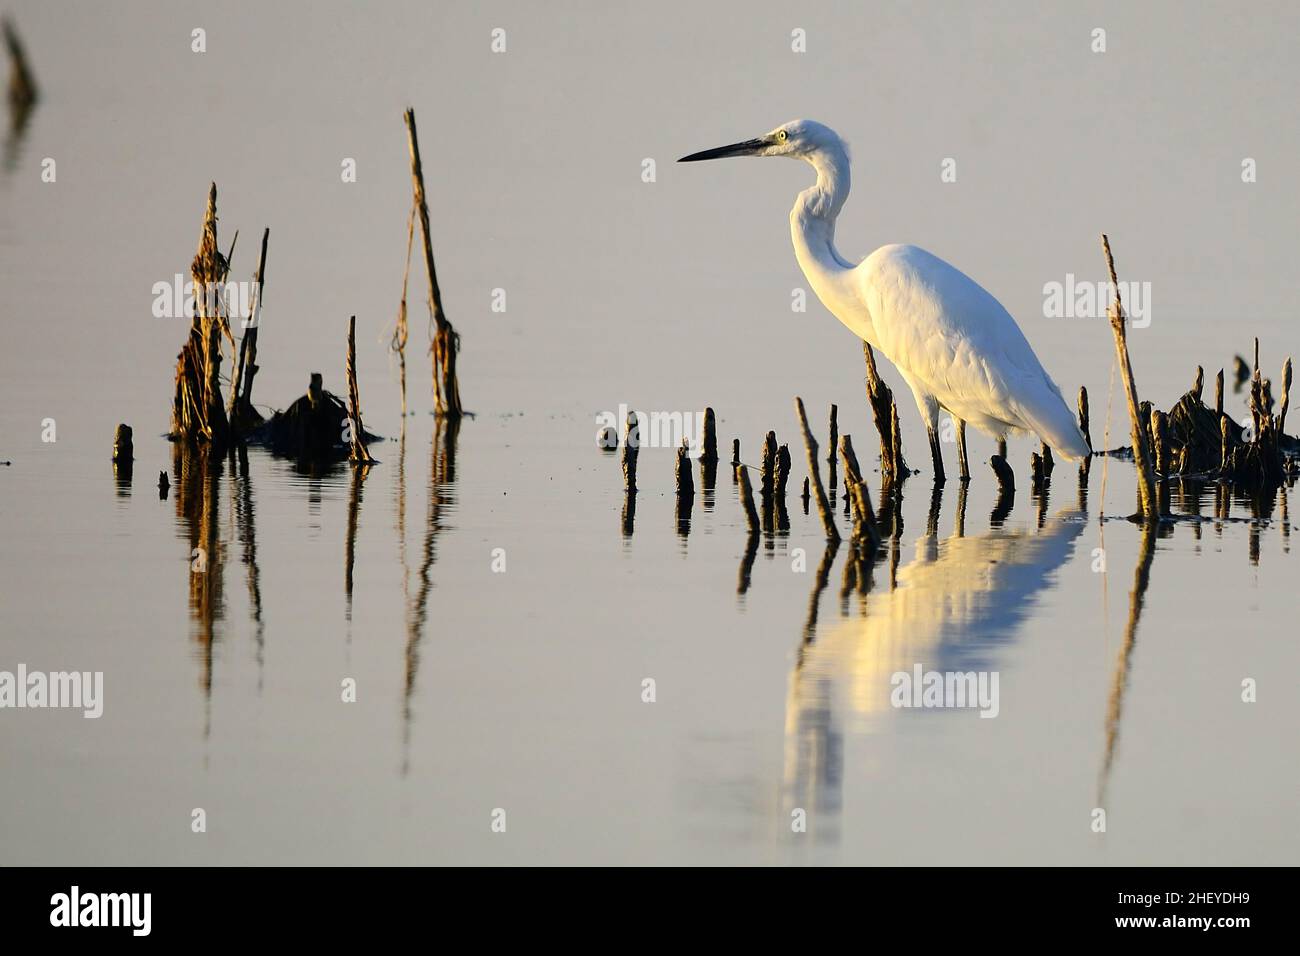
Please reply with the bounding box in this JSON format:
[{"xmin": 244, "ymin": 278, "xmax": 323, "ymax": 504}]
[{"xmin": 777, "ymin": 130, "xmax": 788, "ymax": 142}]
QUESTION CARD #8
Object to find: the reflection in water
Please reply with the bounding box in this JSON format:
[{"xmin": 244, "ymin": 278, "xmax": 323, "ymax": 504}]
[
  {"xmin": 1099, "ymin": 518, "xmax": 1156, "ymax": 807},
  {"xmin": 231, "ymin": 445, "xmax": 265, "ymax": 691},
  {"xmin": 1098, "ymin": 476, "xmax": 1294, "ymax": 802},
  {"xmin": 784, "ymin": 492, "xmax": 1086, "ymax": 839},
  {"xmin": 344, "ymin": 461, "xmax": 371, "ymax": 625},
  {"xmin": 737, "ymin": 530, "xmax": 759, "ymax": 597},
  {"xmin": 3, "ymin": 18, "xmax": 38, "ymax": 174},
  {"xmin": 172, "ymin": 444, "xmax": 226, "ymax": 738},
  {"xmin": 170, "ymin": 443, "xmax": 274, "ymax": 730},
  {"xmin": 401, "ymin": 417, "xmax": 460, "ymax": 775},
  {"xmin": 113, "ymin": 459, "xmax": 133, "ymax": 498}
]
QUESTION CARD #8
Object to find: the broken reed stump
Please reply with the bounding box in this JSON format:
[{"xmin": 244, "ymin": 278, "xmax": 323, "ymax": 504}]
[
  {"xmin": 620, "ymin": 413, "xmax": 639, "ymax": 537},
  {"xmin": 1215, "ymin": 368, "xmax": 1224, "ymax": 417},
  {"xmin": 598, "ymin": 425, "xmax": 618, "ymax": 450},
  {"xmin": 621, "ymin": 412, "xmax": 639, "ymax": 493},
  {"xmin": 675, "ymin": 439, "xmax": 693, "ymax": 531},
  {"xmin": 1077, "ymin": 386, "xmax": 1093, "ymax": 477},
  {"xmin": 794, "ymin": 396, "xmax": 840, "ymax": 543},
  {"xmin": 3, "ymin": 17, "xmax": 37, "ymax": 114},
  {"xmin": 1150, "ymin": 408, "xmax": 1171, "ymax": 476},
  {"xmin": 737, "ymin": 465, "xmax": 760, "ymax": 532},
  {"xmin": 760, "ymin": 431, "xmax": 777, "ymax": 503},
  {"xmin": 839, "ymin": 434, "xmax": 879, "ymax": 546},
  {"xmin": 1101, "ymin": 234, "xmax": 1159, "ymax": 521},
  {"xmin": 171, "ymin": 184, "xmax": 234, "ymax": 447},
  {"xmin": 1030, "ymin": 451, "xmax": 1045, "ymax": 492},
  {"xmin": 699, "ymin": 406, "xmax": 719, "ymax": 490},
  {"xmin": 801, "ymin": 477, "xmax": 810, "ymax": 510},
  {"xmin": 863, "ymin": 342, "xmax": 906, "ymax": 485},
  {"xmin": 774, "ymin": 443, "xmax": 791, "ymax": 532},
  {"xmin": 405, "ymin": 107, "xmax": 463, "ymax": 419},
  {"xmin": 228, "ymin": 227, "xmax": 269, "ymax": 436},
  {"xmin": 826, "ymin": 404, "xmax": 839, "ymax": 489},
  {"xmin": 1280, "ymin": 358, "xmax": 1293, "ymax": 437},
  {"xmin": 112, "ymin": 424, "xmax": 133, "ymax": 463},
  {"xmin": 889, "ymin": 403, "xmax": 905, "ymax": 482},
  {"xmin": 345, "ymin": 316, "xmax": 375, "ymax": 463},
  {"xmin": 775, "ymin": 444, "xmax": 791, "ymax": 500},
  {"xmin": 731, "ymin": 438, "xmax": 741, "ymax": 468},
  {"xmin": 700, "ymin": 408, "xmax": 719, "ymax": 464}
]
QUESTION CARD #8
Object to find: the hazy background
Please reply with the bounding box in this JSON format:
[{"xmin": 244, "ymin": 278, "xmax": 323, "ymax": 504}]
[{"xmin": 1, "ymin": 1, "xmax": 1296, "ymax": 865}]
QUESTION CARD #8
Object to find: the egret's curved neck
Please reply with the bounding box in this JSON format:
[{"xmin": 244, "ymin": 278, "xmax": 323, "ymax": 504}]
[{"xmin": 790, "ymin": 144, "xmax": 873, "ymax": 343}]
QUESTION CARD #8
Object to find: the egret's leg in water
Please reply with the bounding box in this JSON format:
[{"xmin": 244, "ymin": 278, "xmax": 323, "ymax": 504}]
[
  {"xmin": 957, "ymin": 419, "xmax": 971, "ymax": 483},
  {"xmin": 927, "ymin": 425, "xmax": 946, "ymax": 486}
]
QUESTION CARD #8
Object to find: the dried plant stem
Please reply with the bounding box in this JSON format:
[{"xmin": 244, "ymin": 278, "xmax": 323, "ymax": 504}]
[
  {"xmin": 346, "ymin": 316, "xmax": 374, "ymax": 463},
  {"xmin": 228, "ymin": 227, "xmax": 269, "ymax": 435},
  {"xmin": 391, "ymin": 206, "xmax": 416, "ymax": 418},
  {"xmin": 172, "ymin": 183, "xmax": 232, "ymax": 446},
  {"xmin": 795, "ymin": 396, "xmax": 840, "ymax": 543},
  {"xmin": 404, "ymin": 108, "xmax": 462, "ymax": 419},
  {"xmin": 1101, "ymin": 234, "xmax": 1158, "ymax": 521},
  {"xmin": 863, "ymin": 342, "xmax": 905, "ymax": 484}
]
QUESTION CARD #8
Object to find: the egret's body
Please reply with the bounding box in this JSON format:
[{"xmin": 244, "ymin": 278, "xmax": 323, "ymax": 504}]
[{"xmin": 681, "ymin": 120, "xmax": 1090, "ymax": 479}]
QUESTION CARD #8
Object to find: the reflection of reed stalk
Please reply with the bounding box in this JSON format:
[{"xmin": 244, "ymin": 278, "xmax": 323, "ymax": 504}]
[
  {"xmin": 402, "ymin": 417, "xmax": 459, "ymax": 773},
  {"xmin": 344, "ymin": 457, "xmax": 368, "ymax": 621},
  {"xmin": 231, "ymin": 445, "xmax": 264, "ymax": 690},
  {"xmin": 1099, "ymin": 519, "xmax": 1157, "ymax": 805}
]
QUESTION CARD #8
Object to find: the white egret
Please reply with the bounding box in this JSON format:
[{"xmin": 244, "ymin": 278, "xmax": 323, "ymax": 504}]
[{"xmin": 679, "ymin": 119, "xmax": 1090, "ymax": 483}]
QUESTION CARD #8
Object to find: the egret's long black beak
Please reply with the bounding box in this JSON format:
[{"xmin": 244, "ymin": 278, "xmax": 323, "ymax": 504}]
[{"xmin": 677, "ymin": 138, "xmax": 767, "ymax": 162}]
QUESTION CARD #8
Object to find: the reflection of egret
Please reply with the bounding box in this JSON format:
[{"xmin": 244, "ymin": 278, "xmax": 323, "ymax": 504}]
[
  {"xmin": 784, "ymin": 506, "xmax": 1084, "ymax": 825},
  {"xmin": 680, "ymin": 121, "xmax": 1089, "ymax": 481}
]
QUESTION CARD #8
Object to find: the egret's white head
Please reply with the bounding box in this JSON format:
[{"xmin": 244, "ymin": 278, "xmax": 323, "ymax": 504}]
[{"xmin": 678, "ymin": 119, "xmax": 843, "ymax": 163}]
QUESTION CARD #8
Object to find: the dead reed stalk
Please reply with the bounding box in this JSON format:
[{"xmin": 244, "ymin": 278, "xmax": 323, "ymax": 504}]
[
  {"xmin": 391, "ymin": 207, "xmax": 416, "ymax": 418},
  {"xmin": 863, "ymin": 342, "xmax": 906, "ymax": 484},
  {"xmin": 346, "ymin": 316, "xmax": 375, "ymax": 463},
  {"xmin": 171, "ymin": 184, "xmax": 233, "ymax": 446},
  {"xmin": 1101, "ymin": 234, "xmax": 1159, "ymax": 521},
  {"xmin": 795, "ymin": 396, "xmax": 840, "ymax": 543},
  {"xmin": 404, "ymin": 108, "xmax": 463, "ymax": 419},
  {"xmin": 737, "ymin": 466, "xmax": 760, "ymax": 532},
  {"xmin": 622, "ymin": 412, "xmax": 639, "ymax": 493},
  {"xmin": 228, "ymin": 227, "xmax": 269, "ymax": 434}
]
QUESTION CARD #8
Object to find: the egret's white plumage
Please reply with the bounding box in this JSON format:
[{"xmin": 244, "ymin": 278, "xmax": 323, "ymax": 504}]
[{"xmin": 680, "ymin": 119, "xmax": 1090, "ymax": 473}]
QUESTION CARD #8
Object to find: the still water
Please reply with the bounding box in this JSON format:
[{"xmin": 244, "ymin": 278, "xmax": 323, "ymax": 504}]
[{"xmin": 2, "ymin": 1, "xmax": 1297, "ymax": 865}]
